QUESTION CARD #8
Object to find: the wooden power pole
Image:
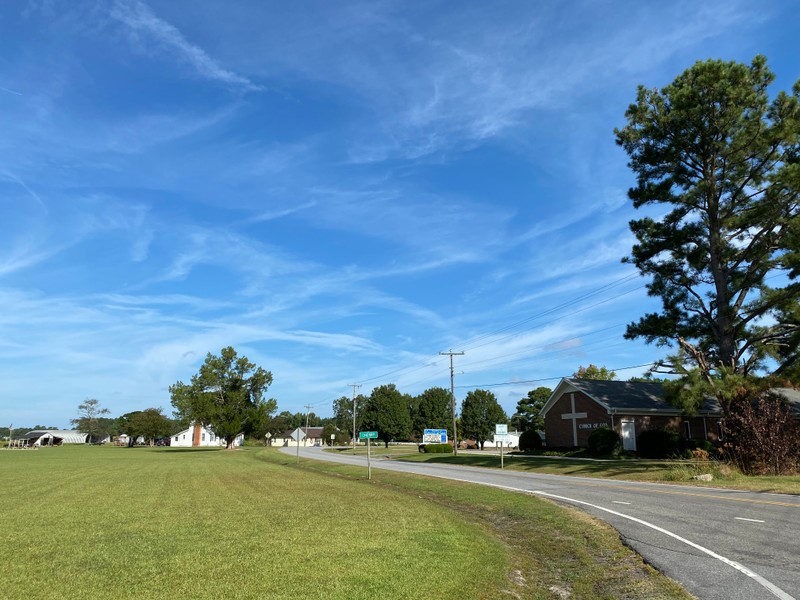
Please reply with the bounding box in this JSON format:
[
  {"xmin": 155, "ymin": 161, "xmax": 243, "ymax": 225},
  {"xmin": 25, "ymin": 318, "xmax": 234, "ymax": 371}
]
[{"xmin": 439, "ymin": 350, "xmax": 464, "ymax": 455}]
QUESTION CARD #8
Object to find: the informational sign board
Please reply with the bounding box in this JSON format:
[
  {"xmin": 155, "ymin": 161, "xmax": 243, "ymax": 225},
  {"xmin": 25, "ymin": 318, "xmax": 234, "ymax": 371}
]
[
  {"xmin": 423, "ymin": 429, "xmax": 448, "ymax": 444},
  {"xmin": 495, "ymin": 424, "xmax": 509, "ymax": 470}
]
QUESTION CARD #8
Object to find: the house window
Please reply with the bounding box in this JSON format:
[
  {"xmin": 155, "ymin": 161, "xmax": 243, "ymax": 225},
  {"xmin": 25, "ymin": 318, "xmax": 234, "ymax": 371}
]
[
  {"xmin": 202, "ymin": 433, "xmax": 206, "ymax": 441},
  {"xmin": 174, "ymin": 436, "xmax": 178, "ymax": 442}
]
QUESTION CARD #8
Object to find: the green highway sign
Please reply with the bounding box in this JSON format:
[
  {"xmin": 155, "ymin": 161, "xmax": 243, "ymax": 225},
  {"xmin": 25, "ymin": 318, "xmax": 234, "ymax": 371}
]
[{"xmin": 359, "ymin": 431, "xmax": 378, "ymax": 439}]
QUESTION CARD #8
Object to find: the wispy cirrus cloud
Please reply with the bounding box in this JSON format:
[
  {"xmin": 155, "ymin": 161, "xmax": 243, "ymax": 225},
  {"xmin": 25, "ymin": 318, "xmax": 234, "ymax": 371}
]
[{"xmin": 109, "ymin": 0, "xmax": 261, "ymax": 91}]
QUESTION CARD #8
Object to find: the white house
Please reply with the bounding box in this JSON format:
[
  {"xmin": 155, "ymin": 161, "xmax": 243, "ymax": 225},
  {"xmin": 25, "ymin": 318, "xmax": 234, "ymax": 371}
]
[
  {"xmin": 171, "ymin": 423, "xmax": 243, "ymax": 448},
  {"xmin": 272, "ymin": 427, "xmax": 326, "ymax": 447}
]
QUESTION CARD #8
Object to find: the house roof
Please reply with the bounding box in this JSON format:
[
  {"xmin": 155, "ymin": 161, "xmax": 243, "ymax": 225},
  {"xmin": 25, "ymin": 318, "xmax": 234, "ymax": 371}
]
[
  {"xmin": 540, "ymin": 378, "xmax": 722, "ymax": 417},
  {"xmin": 773, "ymin": 388, "xmax": 800, "ymax": 417},
  {"xmin": 277, "ymin": 426, "xmax": 325, "ymax": 439},
  {"xmin": 21, "ymin": 430, "xmax": 88, "ymax": 443}
]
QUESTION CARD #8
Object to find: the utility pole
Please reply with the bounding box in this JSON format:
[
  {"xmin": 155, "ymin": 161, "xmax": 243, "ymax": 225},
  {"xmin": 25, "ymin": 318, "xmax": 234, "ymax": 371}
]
[
  {"xmin": 348, "ymin": 384, "xmax": 361, "ymax": 452},
  {"xmin": 303, "ymin": 404, "xmax": 313, "ymax": 446},
  {"xmin": 439, "ymin": 350, "xmax": 464, "ymax": 456}
]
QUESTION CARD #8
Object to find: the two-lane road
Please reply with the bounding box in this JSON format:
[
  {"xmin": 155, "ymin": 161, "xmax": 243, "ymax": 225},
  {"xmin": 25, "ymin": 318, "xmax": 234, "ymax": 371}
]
[{"xmin": 283, "ymin": 447, "xmax": 799, "ymax": 600}]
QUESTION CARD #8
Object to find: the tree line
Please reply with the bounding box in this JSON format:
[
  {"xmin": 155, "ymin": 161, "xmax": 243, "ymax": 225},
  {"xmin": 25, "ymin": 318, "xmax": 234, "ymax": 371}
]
[{"xmin": 332, "ymin": 383, "xmax": 555, "ymax": 450}]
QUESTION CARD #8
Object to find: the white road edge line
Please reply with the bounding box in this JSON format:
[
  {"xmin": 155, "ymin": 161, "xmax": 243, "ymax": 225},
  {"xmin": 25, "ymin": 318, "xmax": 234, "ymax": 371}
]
[
  {"xmin": 735, "ymin": 517, "xmax": 766, "ymax": 523},
  {"xmin": 430, "ymin": 475, "xmax": 795, "ymax": 600},
  {"xmin": 612, "ymin": 500, "xmax": 631, "ymax": 505}
]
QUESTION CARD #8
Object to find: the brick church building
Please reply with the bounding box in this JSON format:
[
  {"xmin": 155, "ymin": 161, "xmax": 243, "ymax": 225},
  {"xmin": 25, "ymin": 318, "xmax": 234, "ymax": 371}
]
[{"xmin": 540, "ymin": 378, "xmax": 724, "ymax": 451}]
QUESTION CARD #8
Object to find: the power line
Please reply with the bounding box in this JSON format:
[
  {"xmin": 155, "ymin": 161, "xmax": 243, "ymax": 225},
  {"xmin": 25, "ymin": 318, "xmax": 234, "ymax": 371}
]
[
  {"xmin": 453, "ymin": 362, "xmax": 659, "ymax": 389},
  {"xmin": 458, "ymin": 273, "xmax": 640, "ymax": 352},
  {"xmin": 352, "ymin": 273, "xmax": 645, "ymax": 388},
  {"xmin": 460, "ymin": 285, "xmax": 642, "ymax": 354}
]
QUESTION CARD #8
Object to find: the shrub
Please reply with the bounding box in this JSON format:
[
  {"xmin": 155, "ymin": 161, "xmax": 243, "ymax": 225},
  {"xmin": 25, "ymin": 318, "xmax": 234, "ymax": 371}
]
[
  {"xmin": 587, "ymin": 427, "xmax": 621, "ymax": 456},
  {"xmin": 423, "ymin": 443, "xmax": 454, "ymax": 454},
  {"xmin": 725, "ymin": 391, "xmax": 800, "ymax": 475},
  {"xmin": 518, "ymin": 430, "xmax": 543, "ymax": 453},
  {"xmin": 686, "ymin": 438, "xmax": 714, "ymax": 452},
  {"xmin": 637, "ymin": 428, "xmax": 682, "ymax": 459}
]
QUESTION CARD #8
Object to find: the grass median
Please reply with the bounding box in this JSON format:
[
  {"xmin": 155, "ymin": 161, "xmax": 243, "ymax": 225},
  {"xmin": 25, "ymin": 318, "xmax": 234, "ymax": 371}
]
[{"xmin": 1, "ymin": 445, "xmax": 690, "ymax": 599}]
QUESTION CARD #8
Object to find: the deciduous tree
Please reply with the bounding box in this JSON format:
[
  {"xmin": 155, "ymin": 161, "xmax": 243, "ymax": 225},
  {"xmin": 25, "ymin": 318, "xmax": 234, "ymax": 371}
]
[
  {"xmin": 460, "ymin": 389, "xmax": 507, "ymax": 450},
  {"xmin": 130, "ymin": 408, "xmax": 173, "ymax": 446},
  {"xmin": 72, "ymin": 398, "xmax": 110, "ymax": 443},
  {"xmin": 573, "ymin": 365, "xmax": 616, "ymax": 380},
  {"xmin": 411, "ymin": 387, "xmax": 452, "ymax": 440},
  {"xmin": 360, "ymin": 384, "xmax": 412, "ymax": 448},
  {"xmin": 169, "ymin": 347, "xmax": 276, "ymax": 449},
  {"xmin": 332, "ymin": 395, "xmax": 367, "ymax": 441}
]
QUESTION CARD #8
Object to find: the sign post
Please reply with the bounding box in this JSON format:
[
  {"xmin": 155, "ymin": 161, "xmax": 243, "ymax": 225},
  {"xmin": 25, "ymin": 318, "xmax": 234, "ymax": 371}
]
[
  {"xmin": 359, "ymin": 431, "xmax": 378, "ymax": 479},
  {"xmin": 495, "ymin": 424, "xmax": 508, "ymax": 470},
  {"xmin": 291, "ymin": 427, "xmax": 306, "ymax": 463}
]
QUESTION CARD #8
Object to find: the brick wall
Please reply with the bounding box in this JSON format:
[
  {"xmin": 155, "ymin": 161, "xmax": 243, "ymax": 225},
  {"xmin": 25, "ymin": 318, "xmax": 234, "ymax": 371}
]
[{"xmin": 544, "ymin": 391, "xmax": 610, "ymax": 447}]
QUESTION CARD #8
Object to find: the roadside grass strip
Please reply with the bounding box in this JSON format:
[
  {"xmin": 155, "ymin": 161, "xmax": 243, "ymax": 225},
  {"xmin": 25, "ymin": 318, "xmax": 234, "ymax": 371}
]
[
  {"xmin": 278, "ymin": 450, "xmax": 692, "ymax": 599},
  {"xmin": 396, "ymin": 452, "xmax": 800, "ymax": 495}
]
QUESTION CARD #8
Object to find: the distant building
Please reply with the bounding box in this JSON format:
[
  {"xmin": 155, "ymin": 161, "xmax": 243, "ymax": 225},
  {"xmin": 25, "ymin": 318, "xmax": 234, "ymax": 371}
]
[
  {"xmin": 171, "ymin": 423, "xmax": 243, "ymax": 448},
  {"xmin": 483, "ymin": 430, "xmax": 521, "ymax": 449},
  {"xmin": 18, "ymin": 430, "xmax": 88, "ymax": 446},
  {"xmin": 273, "ymin": 427, "xmax": 326, "ymax": 447},
  {"xmin": 541, "ymin": 378, "xmax": 800, "ymax": 451}
]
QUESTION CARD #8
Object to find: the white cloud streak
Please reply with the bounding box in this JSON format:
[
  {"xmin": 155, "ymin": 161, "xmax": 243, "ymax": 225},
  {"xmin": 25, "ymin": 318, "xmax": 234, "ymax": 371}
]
[{"xmin": 109, "ymin": 0, "xmax": 261, "ymax": 91}]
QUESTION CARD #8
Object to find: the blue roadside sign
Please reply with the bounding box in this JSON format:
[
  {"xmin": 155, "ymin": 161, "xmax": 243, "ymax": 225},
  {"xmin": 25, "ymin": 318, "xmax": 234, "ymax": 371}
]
[{"xmin": 422, "ymin": 428, "xmax": 448, "ymax": 444}]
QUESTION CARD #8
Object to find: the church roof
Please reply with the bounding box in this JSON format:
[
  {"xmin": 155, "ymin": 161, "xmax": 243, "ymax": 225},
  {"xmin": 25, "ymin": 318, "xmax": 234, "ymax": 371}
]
[{"xmin": 541, "ymin": 378, "xmax": 722, "ymax": 417}]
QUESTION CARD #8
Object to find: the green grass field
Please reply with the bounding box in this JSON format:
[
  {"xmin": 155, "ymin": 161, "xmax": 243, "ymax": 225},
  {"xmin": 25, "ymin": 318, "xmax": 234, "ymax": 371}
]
[{"xmin": 1, "ymin": 445, "xmax": 690, "ymax": 599}]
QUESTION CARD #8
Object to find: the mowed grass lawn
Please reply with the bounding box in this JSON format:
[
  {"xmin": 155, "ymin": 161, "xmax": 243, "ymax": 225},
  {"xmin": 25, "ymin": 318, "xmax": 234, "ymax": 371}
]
[{"xmin": 1, "ymin": 446, "xmax": 691, "ymax": 599}]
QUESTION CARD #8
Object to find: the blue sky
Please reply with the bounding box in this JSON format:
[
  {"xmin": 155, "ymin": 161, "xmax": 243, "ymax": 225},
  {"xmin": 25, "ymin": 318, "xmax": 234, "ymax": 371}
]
[{"xmin": 2, "ymin": 0, "xmax": 799, "ymax": 428}]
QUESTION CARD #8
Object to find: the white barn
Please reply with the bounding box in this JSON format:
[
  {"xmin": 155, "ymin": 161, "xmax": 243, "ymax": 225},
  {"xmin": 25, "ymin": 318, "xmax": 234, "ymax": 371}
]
[
  {"xmin": 17, "ymin": 430, "xmax": 88, "ymax": 447},
  {"xmin": 171, "ymin": 423, "xmax": 243, "ymax": 448}
]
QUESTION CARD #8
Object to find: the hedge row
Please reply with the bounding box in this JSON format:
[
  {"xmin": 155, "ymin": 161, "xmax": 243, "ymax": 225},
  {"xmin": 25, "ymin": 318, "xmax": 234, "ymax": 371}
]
[{"xmin": 422, "ymin": 443, "xmax": 454, "ymax": 454}]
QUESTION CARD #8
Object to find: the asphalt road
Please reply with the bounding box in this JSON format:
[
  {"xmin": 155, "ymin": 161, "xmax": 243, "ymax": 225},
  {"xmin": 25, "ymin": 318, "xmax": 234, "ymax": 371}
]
[{"xmin": 282, "ymin": 446, "xmax": 800, "ymax": 600}]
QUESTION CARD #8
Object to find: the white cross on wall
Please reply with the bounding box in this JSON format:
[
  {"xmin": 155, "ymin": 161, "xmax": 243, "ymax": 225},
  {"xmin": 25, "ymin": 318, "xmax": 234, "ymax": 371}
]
[{"xmin": 561, "ymin": 393, "xmax": 587, "ymax": 446}]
